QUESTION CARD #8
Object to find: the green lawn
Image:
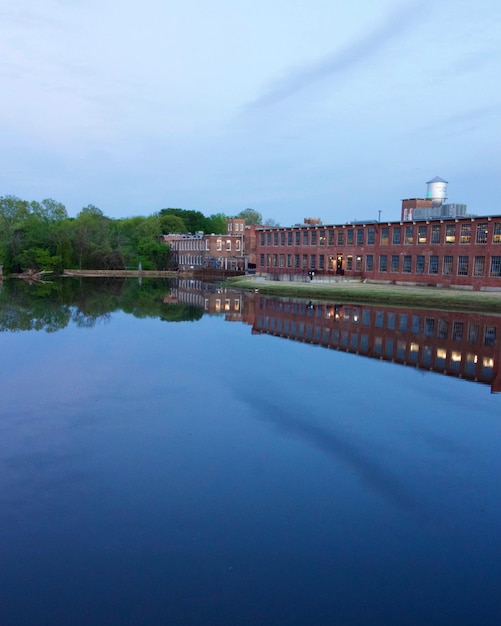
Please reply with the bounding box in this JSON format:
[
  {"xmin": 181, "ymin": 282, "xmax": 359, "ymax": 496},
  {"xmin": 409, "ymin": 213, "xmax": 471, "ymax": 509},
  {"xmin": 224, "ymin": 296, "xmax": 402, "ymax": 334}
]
[{"xmin": 227, "ymin": 276, "xmax": 501, "ymax": 313}]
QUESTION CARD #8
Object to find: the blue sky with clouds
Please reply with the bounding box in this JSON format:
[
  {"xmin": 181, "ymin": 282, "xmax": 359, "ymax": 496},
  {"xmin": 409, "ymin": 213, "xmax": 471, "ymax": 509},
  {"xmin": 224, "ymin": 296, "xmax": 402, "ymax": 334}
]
[{"xmin": 1, "ymin": 0, "xmax": 500, "ymax": 225}]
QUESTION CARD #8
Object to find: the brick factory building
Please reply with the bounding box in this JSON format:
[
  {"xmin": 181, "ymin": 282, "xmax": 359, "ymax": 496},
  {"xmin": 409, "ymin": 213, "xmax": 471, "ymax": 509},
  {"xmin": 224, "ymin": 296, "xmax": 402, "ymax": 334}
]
[
  {"xmin": 255, "ymin": 178, "xmax": 501, "ymax": 291},
  {"xmin": 255, "ymin": 214, "xmax": 501, "ymax": 290}
]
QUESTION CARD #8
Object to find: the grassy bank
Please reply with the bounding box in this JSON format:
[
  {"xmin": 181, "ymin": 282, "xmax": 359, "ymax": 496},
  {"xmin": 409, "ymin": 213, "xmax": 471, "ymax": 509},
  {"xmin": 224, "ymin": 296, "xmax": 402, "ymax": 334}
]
[{"xmin": 227, "ymin": 276, "xmax": 501, "ymax": 313}]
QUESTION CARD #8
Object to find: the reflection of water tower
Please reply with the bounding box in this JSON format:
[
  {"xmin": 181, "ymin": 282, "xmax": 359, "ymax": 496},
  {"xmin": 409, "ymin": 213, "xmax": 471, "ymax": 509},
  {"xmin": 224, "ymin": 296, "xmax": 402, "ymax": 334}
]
[{"xmin": 426, "ymin": 176, "xmax": 448, "ymax": 208}]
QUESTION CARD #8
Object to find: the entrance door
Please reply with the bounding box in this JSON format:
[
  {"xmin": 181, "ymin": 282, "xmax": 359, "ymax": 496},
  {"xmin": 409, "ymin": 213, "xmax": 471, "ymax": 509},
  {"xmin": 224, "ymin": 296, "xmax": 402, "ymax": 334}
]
[{"xmin": 336, "ymin": 253, "xmax": 344, "ymax": 275}]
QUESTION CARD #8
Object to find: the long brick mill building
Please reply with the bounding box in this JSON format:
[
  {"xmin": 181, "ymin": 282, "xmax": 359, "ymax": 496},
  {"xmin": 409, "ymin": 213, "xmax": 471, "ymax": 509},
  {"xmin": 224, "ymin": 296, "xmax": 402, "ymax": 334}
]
[{"xmin": 255, "ymin": 178, "xmax": 501, "ymax": 291}]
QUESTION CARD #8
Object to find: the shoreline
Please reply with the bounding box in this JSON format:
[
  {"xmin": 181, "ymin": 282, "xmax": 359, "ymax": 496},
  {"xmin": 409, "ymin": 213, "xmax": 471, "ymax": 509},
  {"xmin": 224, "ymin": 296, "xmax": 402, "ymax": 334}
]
[{"xmin": 226, "ymin": 276, "xmax": 501, "ymax": 313}]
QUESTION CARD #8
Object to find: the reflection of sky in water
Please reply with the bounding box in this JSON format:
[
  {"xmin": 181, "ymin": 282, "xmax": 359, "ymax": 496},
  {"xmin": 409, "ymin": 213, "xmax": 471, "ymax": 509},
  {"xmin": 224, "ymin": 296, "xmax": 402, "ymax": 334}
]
[{"xmin": 0, "ymin": 311, "xmax": 500, "ymax": 625}]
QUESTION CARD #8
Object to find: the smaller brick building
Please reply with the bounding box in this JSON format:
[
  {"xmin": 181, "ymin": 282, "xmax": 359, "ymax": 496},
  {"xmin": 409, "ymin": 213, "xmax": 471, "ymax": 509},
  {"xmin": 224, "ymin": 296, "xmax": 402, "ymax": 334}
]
[{"xmin": 163, "ymin": 217, "xmax": 247, "ymax": 271}]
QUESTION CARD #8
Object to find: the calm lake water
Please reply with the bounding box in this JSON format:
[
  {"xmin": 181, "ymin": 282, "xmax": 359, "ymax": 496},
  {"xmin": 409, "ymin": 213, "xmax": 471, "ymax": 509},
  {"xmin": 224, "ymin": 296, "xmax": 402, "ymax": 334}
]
[{"xmin": 1, "ymin": 278, "xmax": 500, "ymax": 626}]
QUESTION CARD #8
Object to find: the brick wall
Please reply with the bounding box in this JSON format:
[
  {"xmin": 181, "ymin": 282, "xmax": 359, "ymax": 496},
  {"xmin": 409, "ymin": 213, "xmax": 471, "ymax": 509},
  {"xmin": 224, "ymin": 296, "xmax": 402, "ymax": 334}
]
[{"xmin": 256, "ymin": 216, "xmax": 501, "ymax": 290}]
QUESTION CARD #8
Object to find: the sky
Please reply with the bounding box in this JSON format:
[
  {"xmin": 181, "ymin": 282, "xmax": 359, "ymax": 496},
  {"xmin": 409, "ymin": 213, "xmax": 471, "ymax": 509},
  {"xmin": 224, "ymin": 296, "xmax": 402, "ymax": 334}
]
[{"xmin": 1, "ymin": 0, "xmax": 500, "ymax": 225}]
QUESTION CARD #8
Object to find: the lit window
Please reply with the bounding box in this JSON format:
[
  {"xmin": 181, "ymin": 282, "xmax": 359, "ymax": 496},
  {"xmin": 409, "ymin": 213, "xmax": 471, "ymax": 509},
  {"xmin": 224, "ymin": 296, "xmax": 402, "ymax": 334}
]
[
  {"xmin": 445, "ymin": 224, "xmax": 456, "ymax": 244},
  {"xmin": 460, "ymin": 224, "xmax": 471, "ymax": 244},
  {"xmin": 418, "ymin": 225, "xmax": 427, "ymax": 244},
  {"xmin": 405, "ymin": 226, "xmax": 414, "ymax": 244}
]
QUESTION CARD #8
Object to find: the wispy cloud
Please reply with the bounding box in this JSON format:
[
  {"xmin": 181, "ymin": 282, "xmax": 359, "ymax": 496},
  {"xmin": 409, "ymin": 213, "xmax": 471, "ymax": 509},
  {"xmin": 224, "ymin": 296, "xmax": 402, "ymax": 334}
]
[
  {"xmin": 248, "ymin": 0, "xmax": 428, "ymax": 108},
  {"xmin": 418, "ymin": 103, "xmax": 501, "ymax": 136}
]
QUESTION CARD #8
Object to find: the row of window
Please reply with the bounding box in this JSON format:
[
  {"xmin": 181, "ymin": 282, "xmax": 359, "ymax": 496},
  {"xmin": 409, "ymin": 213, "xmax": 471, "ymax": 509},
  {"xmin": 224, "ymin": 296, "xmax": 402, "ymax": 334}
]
[
  {"xmin": 178, "ymin": 255, "xmax": 203, "ymax": 266},
  {"xmin": 255, "ymin": 317, "xmax": 495, "ymax": 378},
  {"xmin": 174, "ymin": 238, "xmax": 243, "ymax": 252},
  {"xmin": 257, "ymin": 300, "xmax": 497, "ymax": 346},
  {"xmin": 227, "ymin": 222, "xmax": 245, "ymax": 232},
  {"xmin": 174, "ymin": 239, "xmax": 206, "ymax": 250},
  {"xmin": 259, "ymin": 253, "xmax": 501, "ymax": 277},
  {"xmin": 259, "ymin": 222, "xmax": 501, "ymax": 247},
  {"xmin": 216, "ymin": 239, "xmax": 241, "ymax": 252}
]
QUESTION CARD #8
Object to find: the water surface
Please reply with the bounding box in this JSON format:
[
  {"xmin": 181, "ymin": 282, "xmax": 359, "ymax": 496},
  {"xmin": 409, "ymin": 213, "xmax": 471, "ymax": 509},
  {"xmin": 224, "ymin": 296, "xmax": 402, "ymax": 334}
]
[{"xmin": 1, "ymin": 279, "xmax": 500, "ymax": 625}]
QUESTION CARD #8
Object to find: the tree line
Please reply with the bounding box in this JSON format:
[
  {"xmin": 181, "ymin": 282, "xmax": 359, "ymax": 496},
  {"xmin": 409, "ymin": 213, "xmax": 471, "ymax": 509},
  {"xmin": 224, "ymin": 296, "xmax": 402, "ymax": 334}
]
[
  {"xmin": 0, "ymin": 277, "xmax": 204, "ymax": 332},
  {"xmin": 0, "ymin": 196, "xmax": 268, "ymax": 274}
]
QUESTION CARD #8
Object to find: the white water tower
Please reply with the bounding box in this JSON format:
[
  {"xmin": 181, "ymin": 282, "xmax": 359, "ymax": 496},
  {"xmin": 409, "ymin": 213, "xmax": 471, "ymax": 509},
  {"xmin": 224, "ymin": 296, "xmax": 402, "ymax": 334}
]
[{"xmin": 426, "ymin": 176, "xmax": 448, "ymax": 207}]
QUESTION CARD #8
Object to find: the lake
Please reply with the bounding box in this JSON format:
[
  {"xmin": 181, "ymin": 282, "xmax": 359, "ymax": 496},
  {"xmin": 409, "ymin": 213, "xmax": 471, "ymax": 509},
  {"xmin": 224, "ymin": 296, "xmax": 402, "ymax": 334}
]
[{"xmin": 1, "ymin": 278, "xmax": 500, "ymax": 625}]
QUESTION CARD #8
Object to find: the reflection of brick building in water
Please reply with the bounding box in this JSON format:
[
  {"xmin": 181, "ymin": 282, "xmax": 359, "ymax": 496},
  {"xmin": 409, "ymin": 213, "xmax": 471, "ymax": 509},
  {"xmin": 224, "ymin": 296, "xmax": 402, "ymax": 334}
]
[
  {"xmin": 166, "ymin": 279, "xmax": 246, "ymax": 322},
  {"xmin": 251, "ymin": 296, "xmax": 501, "ymax": 392},
  {"xmin": 163, "ymin": 277, "xmax": 500, "ymax": 391}
]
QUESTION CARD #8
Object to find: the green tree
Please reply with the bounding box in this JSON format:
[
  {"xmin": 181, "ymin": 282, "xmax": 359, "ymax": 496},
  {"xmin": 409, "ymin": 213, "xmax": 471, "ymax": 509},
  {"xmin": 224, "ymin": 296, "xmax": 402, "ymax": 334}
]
[
  {"xmin": 71, "ymin": 205, "xmax": 113, "ymax": 269},
  {"xmin": 159, "ymin": 214, "xmax": 187, "ymax": 234},
  {"xmin": 30, "ymin": 198, "xmax": 68, "ymax": 223},
  {"xmin": 237, "ymin": 208, "xmax": 263, "ymax": 225},
  {"xmin": 51, "ymin": 219, "xmax": 77, "ymax": 271},
  {"xmin": 115, "ymin": 215, "xmax": 163, "ymax": 268},
  {"xmin": 159, "ymin": 208, "xmax": 207, "ymax": 233},
  {"xmin": 0, "ymin": 195, "xmax": 32, "ymax": 271},
  {"xmin": 205, "ymin": 213, "xmax": 228, "ymax": 234},
  {"xmin": 137, "ymin": 238, "xmax": 169, "ymax": 270}
]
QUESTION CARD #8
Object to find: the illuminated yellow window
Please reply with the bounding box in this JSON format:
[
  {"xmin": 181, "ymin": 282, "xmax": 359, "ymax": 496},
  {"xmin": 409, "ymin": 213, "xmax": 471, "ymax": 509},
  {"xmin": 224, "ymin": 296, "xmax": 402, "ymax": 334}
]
[{"xmin": 451, "ymin": 351, "xmax": 461, "ymax": 363}]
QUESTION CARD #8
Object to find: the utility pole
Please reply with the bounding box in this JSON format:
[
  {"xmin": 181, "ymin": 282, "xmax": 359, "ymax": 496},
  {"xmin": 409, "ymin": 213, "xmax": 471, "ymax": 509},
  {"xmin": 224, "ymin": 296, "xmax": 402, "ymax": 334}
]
[{"xmin": 378, "ymin": 210, "xmax": 382, "ymax": 222}]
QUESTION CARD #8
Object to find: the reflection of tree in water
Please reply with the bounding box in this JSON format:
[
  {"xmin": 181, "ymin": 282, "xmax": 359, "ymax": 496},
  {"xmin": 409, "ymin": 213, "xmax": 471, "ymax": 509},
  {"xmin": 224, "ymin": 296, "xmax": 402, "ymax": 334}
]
[
  {"xmin": 71, "ymin": 310, "xmax": 112, "ymax": 328},
  {"xmin": 0, "ymin": 278, "xmax": 203, "ymax": 332}
]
